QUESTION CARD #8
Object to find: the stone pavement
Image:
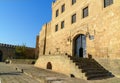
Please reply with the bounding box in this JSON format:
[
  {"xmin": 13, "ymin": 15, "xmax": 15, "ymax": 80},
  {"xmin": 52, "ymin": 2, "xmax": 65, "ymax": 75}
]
[
  {"xmin": 10, "ymin": 63, "xmax": 120, "ymax": 83},
  {"xmin": 0, "ymin": 62, "xmax": 120, "ymax": 83},
  {"xmin": 10, "ymin": 63, "xmax": 87, "ymax": 83},
  {"xmin": 0, "ymin": 63, "xmax": 40, "ymax": 83}
]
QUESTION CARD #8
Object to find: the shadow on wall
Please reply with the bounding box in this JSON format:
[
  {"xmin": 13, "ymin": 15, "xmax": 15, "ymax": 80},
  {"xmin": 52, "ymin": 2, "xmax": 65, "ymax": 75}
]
[{"xmin": 0, "ymin": 50, "xmax": 3, "ymax": 62}]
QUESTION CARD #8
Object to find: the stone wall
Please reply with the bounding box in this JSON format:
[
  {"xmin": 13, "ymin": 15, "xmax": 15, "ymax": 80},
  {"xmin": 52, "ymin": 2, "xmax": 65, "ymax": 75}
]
[
  {"xmin": 36, "ymin": 0, "xmax": 120, "ymax": 80},
  {"xmin": 11, "ymin": 59, "xmax": 36, "ymax": 64},
  {"xmin": 0, "ymin": 44, "xmax": 16, "ymax": 61},
  {"xmin": 96, "ymin": 59, "xmax": 120, "ymax": 78},
  {"xmin": 0, "ymin": 43, "xmax": 35, "ymax": 61},
  {"xmin": 35, "ymin": 55, "xmax": 86, "ymax": 79},
  {"xmin": 38, "ymin": 0, "xmax": 120, "ymax": 59}
]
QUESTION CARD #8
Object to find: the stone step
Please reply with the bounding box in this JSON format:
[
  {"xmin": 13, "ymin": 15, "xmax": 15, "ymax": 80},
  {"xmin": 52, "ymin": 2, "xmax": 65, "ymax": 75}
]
[
  {"xmin": 73, "ymin": 60, "xmax": 100, "ymax": 65},
  {"xmin": 81, "ymin": 68, "xmax": 106, "ymax": 73},
  {"xmin": 72, "ymin": 59, "xmax": 94, "ymax": 62},
  {"xmin": 69, "ymin": 56, "xmax": 113, "ymax": 80},
  {"xmin": 77, "ymin": 63, "xmax": 104, "ymax": 68},
  {"xmin": 87, "ymin": 73, "xmax": 110, "ymax": 80},
  {"xmin": 81, "ymin": 67, "xmax": 106, "ymax": 70},
  {"xmin": 78, "ymin": 66, "xmax": 103, "ymax": 69},
  {"xmin": 76, "ymin": 63, "xmax": 103, "ymax": 69},
  {"xmin": 70, "ymin": 57, "xmax": 92, "ymax": 61},
  {"xmin": 85, "ymin": 71, "xmax": 109, "ymax": 76}
]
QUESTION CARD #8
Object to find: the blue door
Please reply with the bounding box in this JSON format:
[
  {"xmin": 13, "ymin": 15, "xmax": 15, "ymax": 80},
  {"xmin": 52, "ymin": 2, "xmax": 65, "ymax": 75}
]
[{"xmin": 74, "ymin": 34, "xmax": 86, "ymax": 57}]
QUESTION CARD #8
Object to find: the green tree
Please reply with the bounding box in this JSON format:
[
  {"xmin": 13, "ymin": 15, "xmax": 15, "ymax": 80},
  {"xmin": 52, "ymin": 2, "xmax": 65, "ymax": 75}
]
[{"xmin": 15, "ymin": 44, "xmax": 26, "ymax": 59}]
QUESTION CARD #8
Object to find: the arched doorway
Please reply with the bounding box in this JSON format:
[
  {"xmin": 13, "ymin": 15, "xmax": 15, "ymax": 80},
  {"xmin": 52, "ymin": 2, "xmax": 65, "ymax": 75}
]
[
  {"xmin": 73, "ymin": 34, "xmax": 86, "ymax": 57},
  {"xmin": 46, "ymin": 62, "xmax": 52, "ymax": 70},
  {"xmin": 0, "ymin": 50, "xmax": 3, "ymax": 62}
]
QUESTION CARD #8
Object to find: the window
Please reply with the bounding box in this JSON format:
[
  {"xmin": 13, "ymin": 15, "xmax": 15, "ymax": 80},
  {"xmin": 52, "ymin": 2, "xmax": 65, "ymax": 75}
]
[
  {"xmin": 83, "ymin": 7, "xmax": 88, "ymax": 18},
  {"xmin": 61, "ymin": 21, "xmax": 64, "ymax": 29},
  {"xmin": 104, "ymin": 0, "xmax": 113, "ymax": 8},
  {"xmin": 55, "ymin": 24, "xmax": 58, "ymax": 32},
  {"xmin": 72, "ymin": 0, "xmax": 76, "ymax": 5},
  {"xmin": 61, "ymin": 4, "xmax": 65, "ymax": 13},
  {"xmin": 71, "ymin": 14, "xmax": 76, "ymax": 24},
  {"xmin": 56, "ymin": 9, "xmax": 59, "ymax": 17}
]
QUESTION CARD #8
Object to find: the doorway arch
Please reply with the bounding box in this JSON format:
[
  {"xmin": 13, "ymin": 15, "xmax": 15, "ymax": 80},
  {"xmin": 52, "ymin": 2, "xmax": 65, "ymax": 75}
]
[
  {"xmin": 73, "ymin": 34, "xmax": 86, "ymax": 57},
  {"xmin": 0, "ymin": 50, "xmax": 3, "ymax": 62},
  {"xmin": 46, "ymin": 62, "xmax": 52, "ymax": 70}
]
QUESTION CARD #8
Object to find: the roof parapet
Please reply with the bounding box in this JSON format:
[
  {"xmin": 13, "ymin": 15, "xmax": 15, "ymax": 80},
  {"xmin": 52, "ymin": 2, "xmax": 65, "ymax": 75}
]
[
  {"xmin": 52, "ymin": 0, "xmax": 60, "ymax": 5},
  {"xmin": 53, "ymin": 0, "xmax": 56, "ymax": 3}
]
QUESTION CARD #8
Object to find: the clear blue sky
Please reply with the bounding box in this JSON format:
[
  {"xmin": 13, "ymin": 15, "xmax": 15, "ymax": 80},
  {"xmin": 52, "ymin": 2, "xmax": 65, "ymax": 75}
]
[{"xmin": 0, "ymin": 0, "xmax": 53, "ymax": 47}]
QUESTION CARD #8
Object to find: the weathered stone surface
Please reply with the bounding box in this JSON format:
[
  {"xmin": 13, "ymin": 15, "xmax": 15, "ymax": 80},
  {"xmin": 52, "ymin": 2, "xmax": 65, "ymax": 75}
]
[
  {"xmin": 35, "ymin": 55, "xmax": 86, "ymax": 79},
  {"xmin": 38, "ymin": 0, "xmax": 120, "ymax": 59},
  {"xmin": 0, "ymin": 43, "xmax": 35, "ymax": 61},
  {"xmin": 36, "ymin": 0, "xmax": 120, "ymax": 80}
]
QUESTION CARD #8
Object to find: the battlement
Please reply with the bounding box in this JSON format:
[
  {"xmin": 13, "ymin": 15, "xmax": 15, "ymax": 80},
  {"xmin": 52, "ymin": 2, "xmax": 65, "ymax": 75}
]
[
  {"xmin": 0, "ymin": 43, "xmax": 34, "ymax": 49},
  {"xmin": 0, "ymin": 43, "xmax": 17, "ymax": 48},
  {"xmin": 52, "ymin": 0, "xmax": 61, "ymax": 6},
  {"xmin": 53, "ymin": 0, "xmax": 57, "ymax": 3}
]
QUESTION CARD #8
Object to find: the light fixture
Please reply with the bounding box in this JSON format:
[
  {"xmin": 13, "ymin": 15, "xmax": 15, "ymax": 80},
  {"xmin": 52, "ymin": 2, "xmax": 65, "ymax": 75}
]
[{"xmin": 86, "ymin": 28, "xmax": 94, "ymax": 40}]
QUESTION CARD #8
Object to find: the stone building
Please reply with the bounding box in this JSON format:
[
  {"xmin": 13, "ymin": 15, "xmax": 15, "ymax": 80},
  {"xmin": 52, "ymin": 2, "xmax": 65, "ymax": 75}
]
[
  {"xmin": 35, "ymin": 35, "xmax": 39, "ymax": 59},
  {"xmin": 0, "ymin": 43, "xmax": 35, "ymax": 61},
  {"xmin": 35, "ymin": 0, "xmax": 120, "ymax": 80}
]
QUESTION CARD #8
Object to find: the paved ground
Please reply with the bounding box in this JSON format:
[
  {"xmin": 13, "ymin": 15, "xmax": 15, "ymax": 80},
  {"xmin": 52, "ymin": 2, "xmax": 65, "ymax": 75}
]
[
  {"xmin": 10, "ymin": 63, "xmax": 87, "ymax": 83},
  {"xmin": 0, "ymin": 63, "xmax": 40, "ymax": 83},
  {"xmin": 0, "ymin": 62, "xmax": 120, "ymax": 83}
]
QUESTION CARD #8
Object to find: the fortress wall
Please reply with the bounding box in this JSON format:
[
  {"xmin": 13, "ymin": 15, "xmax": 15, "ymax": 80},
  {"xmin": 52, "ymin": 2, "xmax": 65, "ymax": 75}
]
[
  {"xmin": 0, "ymin": 43, "xmax": 35, "ymax": 61},
  {"xmin": 39, "ymin": 0, "xmax": 120, "ymax": 59}
]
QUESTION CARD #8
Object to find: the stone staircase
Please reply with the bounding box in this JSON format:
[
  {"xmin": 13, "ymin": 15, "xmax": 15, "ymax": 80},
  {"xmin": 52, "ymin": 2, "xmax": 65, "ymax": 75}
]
[{"xmin": 69, "ymin": 56, "xmax": 114, "ymax": 80}]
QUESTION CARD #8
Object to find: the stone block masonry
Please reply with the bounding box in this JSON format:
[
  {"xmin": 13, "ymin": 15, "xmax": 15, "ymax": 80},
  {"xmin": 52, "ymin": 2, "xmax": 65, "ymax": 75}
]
[
  {"xmin": 36, "ymin": 0, "xmax": 120, "ymax": 80},
  {"xmin": 38, "ymin": 0, "xmax": 120, "ymax": 59}
]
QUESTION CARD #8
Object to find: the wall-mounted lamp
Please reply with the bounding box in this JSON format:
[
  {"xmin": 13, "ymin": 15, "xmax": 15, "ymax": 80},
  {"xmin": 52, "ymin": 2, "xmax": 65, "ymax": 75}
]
[{"xmin": 86, "ymin": 27, "xmax": 95, "ymax": 40}]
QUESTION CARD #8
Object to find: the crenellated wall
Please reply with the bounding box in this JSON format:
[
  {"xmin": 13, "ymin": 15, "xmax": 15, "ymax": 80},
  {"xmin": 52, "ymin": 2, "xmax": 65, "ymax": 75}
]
[{"xmin": 0, "ymin": 43, "xmax": 35, "ymax": 61}]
